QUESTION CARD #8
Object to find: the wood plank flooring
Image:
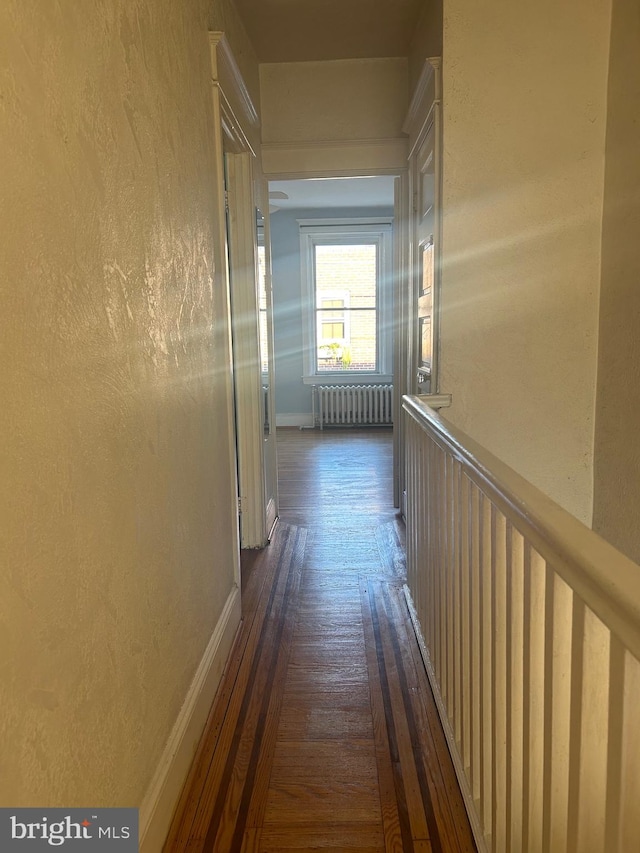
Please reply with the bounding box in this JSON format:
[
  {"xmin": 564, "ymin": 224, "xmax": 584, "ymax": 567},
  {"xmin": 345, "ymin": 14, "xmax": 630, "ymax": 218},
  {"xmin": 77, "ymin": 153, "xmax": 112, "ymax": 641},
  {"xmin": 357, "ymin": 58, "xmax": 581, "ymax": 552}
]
[{"xmin": 165, "ymin": 428, "xmax": 475, "ymax": 852}]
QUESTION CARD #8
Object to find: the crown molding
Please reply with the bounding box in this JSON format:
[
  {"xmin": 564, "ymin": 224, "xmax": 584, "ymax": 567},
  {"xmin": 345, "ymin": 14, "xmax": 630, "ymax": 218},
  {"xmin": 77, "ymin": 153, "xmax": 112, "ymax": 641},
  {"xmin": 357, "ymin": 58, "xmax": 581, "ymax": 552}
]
[
  {"xmin": 209, "ymin": 32, "xmax": 259, "ymax": 131},
  {"xmin": 218, "ymin": 87, "xmax": 256, "ymax": 156},
  {"xmin": 403, "ymin": 56, "xmax": 441, "ymax": 138}
]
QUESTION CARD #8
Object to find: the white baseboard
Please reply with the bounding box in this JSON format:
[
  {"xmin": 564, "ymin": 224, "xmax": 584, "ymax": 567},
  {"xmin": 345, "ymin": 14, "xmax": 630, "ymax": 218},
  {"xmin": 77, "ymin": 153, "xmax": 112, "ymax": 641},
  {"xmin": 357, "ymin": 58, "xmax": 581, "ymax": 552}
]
[
  {"xmin": 275, "ymin": 412, "xmax": 314, "ymax": 428},
  {"xmin": 139, "ymin": 585, "xmax": 241, "ymax": 852}
]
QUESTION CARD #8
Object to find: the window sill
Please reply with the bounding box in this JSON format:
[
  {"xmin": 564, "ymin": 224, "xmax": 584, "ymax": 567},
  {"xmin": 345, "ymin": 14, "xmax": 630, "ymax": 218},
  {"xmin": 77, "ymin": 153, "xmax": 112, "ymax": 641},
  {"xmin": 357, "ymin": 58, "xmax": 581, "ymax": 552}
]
[{"xmin": 303, "ymin": 374, "xmax": 393, "ymax": 386}]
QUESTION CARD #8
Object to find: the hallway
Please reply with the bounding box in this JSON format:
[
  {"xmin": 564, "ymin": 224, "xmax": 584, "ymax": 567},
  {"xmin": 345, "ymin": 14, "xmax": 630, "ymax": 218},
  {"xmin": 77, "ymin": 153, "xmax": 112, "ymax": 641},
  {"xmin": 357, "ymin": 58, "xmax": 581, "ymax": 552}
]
[{"xmin": 165, "ymin": 429, "xmax": 475, "ymax": 852}]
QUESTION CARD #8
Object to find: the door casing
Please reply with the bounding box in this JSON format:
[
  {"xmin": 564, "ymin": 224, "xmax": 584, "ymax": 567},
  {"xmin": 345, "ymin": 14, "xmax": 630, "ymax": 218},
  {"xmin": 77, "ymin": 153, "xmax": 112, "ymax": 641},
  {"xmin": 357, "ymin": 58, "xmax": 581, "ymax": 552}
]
[{"xmin": 209, "ymin": 32, "xmax": 279, "ymax": 553}]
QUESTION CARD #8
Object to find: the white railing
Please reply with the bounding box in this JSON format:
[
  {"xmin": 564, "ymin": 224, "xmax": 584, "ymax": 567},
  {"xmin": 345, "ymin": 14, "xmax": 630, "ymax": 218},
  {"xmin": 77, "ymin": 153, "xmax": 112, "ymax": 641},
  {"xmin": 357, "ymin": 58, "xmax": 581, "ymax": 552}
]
[{"xmin": 402, "ymin": 395, "xmax": 640, "ymax": 853}]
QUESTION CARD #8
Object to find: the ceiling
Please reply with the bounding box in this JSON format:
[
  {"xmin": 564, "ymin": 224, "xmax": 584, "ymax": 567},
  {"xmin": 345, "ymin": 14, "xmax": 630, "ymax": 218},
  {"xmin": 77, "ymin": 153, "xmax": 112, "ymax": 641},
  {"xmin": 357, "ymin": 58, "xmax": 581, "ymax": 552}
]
[
  {"xmin": 268, "ymin": 176, "xmax": 396, "ymax": 212},
  {"xmin": 233, "ymin": 0, "xmax": 425, "ymax": 63},
  {"xmin": 234, "ymin": 1, "xmax": 420, "ymax": 209}
]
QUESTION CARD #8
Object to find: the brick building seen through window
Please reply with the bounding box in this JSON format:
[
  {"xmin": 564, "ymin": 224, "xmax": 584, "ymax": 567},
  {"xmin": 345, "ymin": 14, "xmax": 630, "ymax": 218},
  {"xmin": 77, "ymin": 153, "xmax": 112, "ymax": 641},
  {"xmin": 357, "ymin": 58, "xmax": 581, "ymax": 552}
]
[{"xmin": 315, "ymin": 243, "xmax": 377, "ymax": 372}]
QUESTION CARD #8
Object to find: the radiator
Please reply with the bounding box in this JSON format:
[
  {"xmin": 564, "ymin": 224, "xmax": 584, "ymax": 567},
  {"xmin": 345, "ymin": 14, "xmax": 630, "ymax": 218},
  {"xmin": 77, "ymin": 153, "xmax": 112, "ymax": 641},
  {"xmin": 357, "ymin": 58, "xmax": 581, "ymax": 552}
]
[{"xmin": 316, "ymin": 384, "xmax": 393, "ymax": 429}]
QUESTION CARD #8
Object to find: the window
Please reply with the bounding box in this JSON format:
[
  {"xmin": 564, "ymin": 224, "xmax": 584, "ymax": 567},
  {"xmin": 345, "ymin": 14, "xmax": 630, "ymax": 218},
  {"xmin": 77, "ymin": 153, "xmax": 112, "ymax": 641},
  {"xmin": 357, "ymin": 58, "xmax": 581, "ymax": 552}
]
[
  {"xmin": 257, "ymin": 242, "xmax": 268, "ymax": 374},
  {"xmin": 317, "ymin": 293, "xmax": 348, "ymax": 364},
  {"xmin": 299, "ymin": 219, "xmax": 393, "ymax": 382}
]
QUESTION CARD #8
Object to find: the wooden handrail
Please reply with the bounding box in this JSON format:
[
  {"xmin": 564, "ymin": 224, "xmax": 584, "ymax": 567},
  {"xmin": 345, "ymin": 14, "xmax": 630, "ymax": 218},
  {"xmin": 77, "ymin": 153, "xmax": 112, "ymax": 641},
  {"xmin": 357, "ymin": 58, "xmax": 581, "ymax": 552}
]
[
  {"xmin": 403, "ymin": 394, "xmax": 640, "ymax": 851},
  {"xmin": 403, "ymin": 394, "xmax": 640, "ymax": 671}
]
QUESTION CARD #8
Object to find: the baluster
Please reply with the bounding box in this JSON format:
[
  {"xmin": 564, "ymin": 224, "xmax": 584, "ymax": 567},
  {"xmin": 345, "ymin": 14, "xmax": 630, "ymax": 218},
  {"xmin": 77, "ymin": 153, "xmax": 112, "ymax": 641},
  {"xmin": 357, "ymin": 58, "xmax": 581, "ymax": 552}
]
[
  {"xmin": 544, "ymin": 576, "xmax": 575, "ymax": 852},
  {"xmin": 408, "ymin": 427, "xmax": 417, "ymax": 633},
  {"xmin": 460, "ymin": 471, "xmax": 472, "ymax": 777},
  {"xmin": 427, "ymin": 435, "xmax": 437, "ymax": 657},
  {"xmin": 469, "ymin": 482, "xmax": 482, "ymax": 807},
  {"xmin": 452, "ymin": 459, "xmax": 463, "ymax": 749},
  {"xmin": 412, "ymin": 424, "xmax": 422, "ymax": 621},
  {"xmin": 509, "ymin": 527, "xmax": 525, "ymax": 852},
  {"xmin": 575, "ymin": 607, "xmax": 610, "ymax": 851},
  {"xmin": 492, "ymin": 508, "xmax": 508, "ymax": 852},
  {"xmin": 412, "ymin": 430, "xmax": 424, "ymax": 649},
  {"xmin": 524, "ymin": 548, "xmax": 547, "ymax": 853},
  {"xmin": 410, "ymin": 426, "xmax": 419, "ymax": 637},
  {"xmin": 618, "ymin": 651, "xmax": 640, "ymax": 849},
  {"xmin": 603, "ymin": 636, "xmax": 624, "ymax": 851},
  {"xmin": 435, "ymin": 442, "xmax": 445, "ymax": 691},
  {"xmin": 445, "ymin": 453, "xmax": 455, "ymax": 718},
  {"xmin": 480, "ymin": 493, "xmax": 493, "ymax": 839}
]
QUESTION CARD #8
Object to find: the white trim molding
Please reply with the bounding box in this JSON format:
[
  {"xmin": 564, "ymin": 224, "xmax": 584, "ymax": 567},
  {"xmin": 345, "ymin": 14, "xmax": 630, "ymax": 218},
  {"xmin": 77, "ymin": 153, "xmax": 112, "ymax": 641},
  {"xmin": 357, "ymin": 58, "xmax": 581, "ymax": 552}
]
[
  {"xmin": 404, "ymin": 57, "xmax": 439, "ymax": 132},
  {"xmin": 302, "ymin": 374, "xmax": 393, "ymax": 386},
  {"xmin": 206, "ymin": 35, "xmax": 242, "ymax": 586},
  {"xmin": 298, "ymin": 220, "xmax": 394, "ymax": 383},
  {"xmin": 139, "ymin": 586, "xmax": 241, "ymax": 852},
  {"xmin": 209, "ymin": 33, "xmax": 259, "ymax": 130},
  {"xmin": 209, "ymin": 33, "xmax": 260, "ymax": 156},
  {"xmin": 297, "ymin": 217, "xmax": 393, "ymax": 228},
  {"xmin": 416, "ymin": 392, "xmax": 452, "ymax": 409},
  {"xmin": 276, "ymin": 413, "xmax": 315, "ymax": 428},
  {"xmin": 226, "ymin": 152, "xmax": 269, "ymax": 548},
  {"xmin": 403, "ymin": 57, "xmax": 441, "ymax": 157},
  {"xmin": 261, "ymin": 138, "xmax": 409, "ymax": 177},
  {"xmin": 209, "ymin": 30, "xmax": 273, "ymax": 550}
]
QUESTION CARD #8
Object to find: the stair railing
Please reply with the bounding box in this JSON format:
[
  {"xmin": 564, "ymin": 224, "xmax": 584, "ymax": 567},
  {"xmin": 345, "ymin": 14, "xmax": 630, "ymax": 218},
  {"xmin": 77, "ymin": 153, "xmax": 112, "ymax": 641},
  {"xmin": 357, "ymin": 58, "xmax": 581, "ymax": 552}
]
[{"xmin": 403, "ymin": 394, "xmax": 640, "ymax": 853}]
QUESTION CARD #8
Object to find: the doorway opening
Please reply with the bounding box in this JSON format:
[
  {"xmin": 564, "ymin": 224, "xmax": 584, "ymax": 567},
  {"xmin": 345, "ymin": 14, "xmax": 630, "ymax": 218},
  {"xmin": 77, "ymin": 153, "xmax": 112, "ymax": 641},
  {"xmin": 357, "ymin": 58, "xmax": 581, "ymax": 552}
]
[
  {"xmin": 266, "ymin": 175, "xmax": 397, "ymax": 425},
  {"xmin": 266, "ymin": 174, "xmax": 402, "ymax": 507}
]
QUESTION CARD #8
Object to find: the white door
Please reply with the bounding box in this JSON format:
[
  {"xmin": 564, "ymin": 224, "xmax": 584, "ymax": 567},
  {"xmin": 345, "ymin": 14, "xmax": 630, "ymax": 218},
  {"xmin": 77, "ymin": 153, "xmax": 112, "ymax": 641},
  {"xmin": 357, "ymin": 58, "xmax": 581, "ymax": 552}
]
[
  {"xmin": 256, "ymin": 201, "xmax": 279, "ymax": 538},
  {"xmin": 414, "ymin": 119, "xmax": 437, "ymax": 395},
  {"xmin": 225, "ymin": 153, "xmax": 278, "ymax": 547}
]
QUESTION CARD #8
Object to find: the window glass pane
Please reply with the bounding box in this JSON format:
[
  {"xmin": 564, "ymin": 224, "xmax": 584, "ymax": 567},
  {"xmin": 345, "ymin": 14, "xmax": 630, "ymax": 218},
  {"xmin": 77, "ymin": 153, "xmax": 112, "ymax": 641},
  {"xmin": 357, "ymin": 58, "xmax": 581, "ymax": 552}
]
[
  {"xmin": 319, "ymin": 298, "xmax": 345, "ymax": 322},
  {"xmin": 321, "ymin": 322, "xmax": 345, "ymax": 340},
  {"xmin": 315, "ymin": 245, "xmax": 376, "ymax": 308},
  {"xmin": 422, "ymin": 241, "xmax": 434, "ymax": 296},
  {"xmin": 343, "ymin": 308, "xmax": 376, "ymax": 371},
  {"xmin": 257, "ymin": 244, "xmax": 268, "ymax": 374},
  {"xmin": 314, "ymin": 243, "xmax": 377, "ymax": 372}
]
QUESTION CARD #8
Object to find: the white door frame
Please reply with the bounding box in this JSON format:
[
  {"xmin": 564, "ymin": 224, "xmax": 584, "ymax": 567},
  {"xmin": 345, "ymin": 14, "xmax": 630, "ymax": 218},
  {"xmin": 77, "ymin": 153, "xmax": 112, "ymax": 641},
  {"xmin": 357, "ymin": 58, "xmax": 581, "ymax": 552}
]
[
  {"xmin": 396, "ymin": 58, "xmax": 451, "ymax": 514},
  {"xmin": 265, "ymin": 163, "xmax": 408, "ymax": 513},
  {"xmin": 225, "ymin": 151, "xmax": 270, "ymax": 547},
  {"xmin": 209, "ymin": 33, "xmax": 271, "ymax": 550},
  {"xmin": 254, "ymin": 177, "xmax": 279, "ymax": 538},
  {"xmin": 393, "ymin": 172, "xmax": 410, "ymax": 508},
  {"xmin": 207, "ymin": 35, "xmax": 240, "ymax": 584}
]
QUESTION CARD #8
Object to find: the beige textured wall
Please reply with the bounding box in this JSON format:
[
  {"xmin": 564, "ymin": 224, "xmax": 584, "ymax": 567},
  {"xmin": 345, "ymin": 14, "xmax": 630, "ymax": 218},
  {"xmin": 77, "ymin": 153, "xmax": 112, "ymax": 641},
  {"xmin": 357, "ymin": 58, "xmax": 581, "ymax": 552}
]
[
  {"xmin": 0, "ymin": 0, "xmax": 238, "ymax": 807},
  {"xmin": 259, "ymin": 58, "xmax": 408, "ymax": 144},
  {"xmin": 439, "ymin": 0, "xmax": 611, "ymax": 524},
  {"xmin": 408, "ymin": 0, "xmax": 443, "ymax": 95},
  {"xmin": 593, "ymin": 0, "xmax": 640, "ymax": 561}
]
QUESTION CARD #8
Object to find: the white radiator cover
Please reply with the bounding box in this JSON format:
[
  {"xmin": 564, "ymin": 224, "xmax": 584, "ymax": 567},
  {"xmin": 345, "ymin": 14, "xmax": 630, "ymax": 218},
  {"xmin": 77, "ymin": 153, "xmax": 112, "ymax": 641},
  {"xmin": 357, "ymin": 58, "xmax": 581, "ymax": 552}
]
[{"xmin": 316, "ymin": 384, "xmax": 393, "ymax": 428}]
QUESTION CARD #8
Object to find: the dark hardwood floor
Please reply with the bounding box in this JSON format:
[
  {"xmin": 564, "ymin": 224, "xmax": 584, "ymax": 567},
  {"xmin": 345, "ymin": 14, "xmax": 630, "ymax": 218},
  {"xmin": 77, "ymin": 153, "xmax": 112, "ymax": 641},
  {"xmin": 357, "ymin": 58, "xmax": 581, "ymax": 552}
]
[{"xmin": 165, "ymin": 428, "xmax": 476, "ymax": 852}]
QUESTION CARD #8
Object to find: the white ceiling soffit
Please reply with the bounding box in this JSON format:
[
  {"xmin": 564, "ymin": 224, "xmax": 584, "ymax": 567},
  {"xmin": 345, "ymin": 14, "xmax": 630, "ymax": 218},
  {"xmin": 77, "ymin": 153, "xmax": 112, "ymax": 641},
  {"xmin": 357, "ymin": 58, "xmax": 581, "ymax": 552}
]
[
  {"xmin": 267, "ymin": 176, "xmax": 396, "ymax": 211},
  {"xmin": 233, "ymin": 0, "xmax": 425, "ymax": 63}
]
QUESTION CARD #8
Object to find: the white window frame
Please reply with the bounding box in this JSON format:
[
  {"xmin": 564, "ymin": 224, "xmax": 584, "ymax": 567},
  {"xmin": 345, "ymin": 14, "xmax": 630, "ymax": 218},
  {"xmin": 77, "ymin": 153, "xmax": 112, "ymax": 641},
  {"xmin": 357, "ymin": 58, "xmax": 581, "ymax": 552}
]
[{"xmin": 298, "ymin": 218, "xmax": 393, "ymax": 384}]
